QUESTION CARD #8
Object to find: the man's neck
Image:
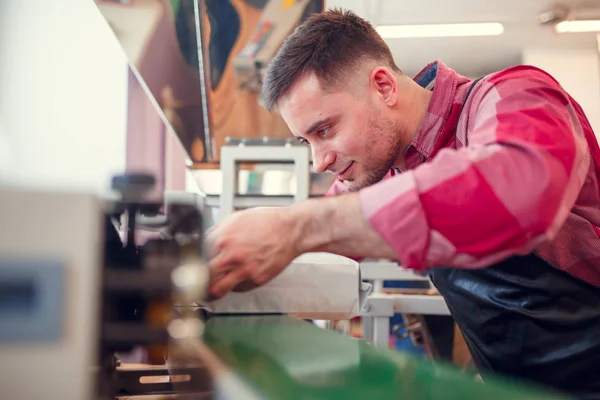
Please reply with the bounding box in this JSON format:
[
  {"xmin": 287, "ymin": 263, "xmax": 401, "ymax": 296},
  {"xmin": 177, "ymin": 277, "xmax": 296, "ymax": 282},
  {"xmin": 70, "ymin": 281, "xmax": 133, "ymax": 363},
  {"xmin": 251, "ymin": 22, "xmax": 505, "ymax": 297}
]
[{"xmin": 393, "ymin": 82, "xmax": 433, "ymax": 170}]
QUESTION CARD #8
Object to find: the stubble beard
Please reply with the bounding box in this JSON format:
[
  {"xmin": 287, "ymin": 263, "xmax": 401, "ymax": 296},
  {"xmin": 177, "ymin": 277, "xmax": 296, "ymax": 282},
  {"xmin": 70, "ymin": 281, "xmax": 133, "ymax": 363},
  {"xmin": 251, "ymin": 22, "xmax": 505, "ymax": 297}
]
[{"xmin": 348, "ymin": 116, "xmax": 404, "ymax": 192}]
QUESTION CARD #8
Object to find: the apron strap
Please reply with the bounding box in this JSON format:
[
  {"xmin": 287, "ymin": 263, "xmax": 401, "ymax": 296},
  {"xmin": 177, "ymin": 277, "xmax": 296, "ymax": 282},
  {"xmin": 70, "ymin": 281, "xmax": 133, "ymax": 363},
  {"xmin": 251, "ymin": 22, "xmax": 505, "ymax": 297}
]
[{"xmin": 460, "ymin": 77, "xmax": 483, "ymax": 116}]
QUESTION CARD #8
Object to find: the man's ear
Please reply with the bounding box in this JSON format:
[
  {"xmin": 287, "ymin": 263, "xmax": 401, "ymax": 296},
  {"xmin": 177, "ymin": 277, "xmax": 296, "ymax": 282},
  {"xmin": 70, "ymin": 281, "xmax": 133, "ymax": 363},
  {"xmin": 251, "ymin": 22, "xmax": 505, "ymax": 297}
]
[{"xmin": 370, "ymin": 67, "xmax": 398, "ymax": 106}]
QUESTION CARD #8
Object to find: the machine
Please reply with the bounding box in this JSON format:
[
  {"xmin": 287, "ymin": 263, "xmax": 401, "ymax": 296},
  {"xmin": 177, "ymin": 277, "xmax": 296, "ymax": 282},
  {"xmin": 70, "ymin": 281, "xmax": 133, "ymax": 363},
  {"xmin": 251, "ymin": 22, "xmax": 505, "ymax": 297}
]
[
  {"xmin": 0, "ymin": 174, "xmax": 575, "ymax": 399},
  {"xmin": 0, "ymin": 173, "xmax": 214, "ymax": 399}
]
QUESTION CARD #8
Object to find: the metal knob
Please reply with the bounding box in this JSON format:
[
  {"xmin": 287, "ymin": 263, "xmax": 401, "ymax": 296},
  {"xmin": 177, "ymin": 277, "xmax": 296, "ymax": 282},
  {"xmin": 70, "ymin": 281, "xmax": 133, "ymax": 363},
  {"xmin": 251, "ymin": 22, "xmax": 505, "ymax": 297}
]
[{"xmin": 111, "ymin": 173, "xmax": 156, "ymax": 202}]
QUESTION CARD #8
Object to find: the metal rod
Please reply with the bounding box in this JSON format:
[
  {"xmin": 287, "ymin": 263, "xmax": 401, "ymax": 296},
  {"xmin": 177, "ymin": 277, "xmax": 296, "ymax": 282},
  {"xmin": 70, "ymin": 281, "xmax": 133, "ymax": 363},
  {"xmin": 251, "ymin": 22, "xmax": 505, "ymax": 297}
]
[{"xmin": 193, "ymin": 0, "xmax": 213, "ymax": 161}]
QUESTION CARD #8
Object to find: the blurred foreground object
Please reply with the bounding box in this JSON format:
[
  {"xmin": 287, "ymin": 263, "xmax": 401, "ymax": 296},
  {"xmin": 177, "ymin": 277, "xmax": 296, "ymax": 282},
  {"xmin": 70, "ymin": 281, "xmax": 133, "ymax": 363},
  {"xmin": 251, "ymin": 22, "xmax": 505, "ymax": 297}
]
[
  {"xmin": 196, "ymin": 315, "xmax": 571, "ymax": 400},
  {"xmin": 0, "ymin": 174, "xmax": 212, "ymax": 399}
]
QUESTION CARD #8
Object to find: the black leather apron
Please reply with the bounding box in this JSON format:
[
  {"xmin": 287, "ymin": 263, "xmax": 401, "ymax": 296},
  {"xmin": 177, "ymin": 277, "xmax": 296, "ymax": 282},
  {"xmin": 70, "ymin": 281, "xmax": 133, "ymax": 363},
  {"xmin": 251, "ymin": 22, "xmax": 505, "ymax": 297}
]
[{"xmin": 428, "ymin": 80, "xmax": 600, "ymax": 400}]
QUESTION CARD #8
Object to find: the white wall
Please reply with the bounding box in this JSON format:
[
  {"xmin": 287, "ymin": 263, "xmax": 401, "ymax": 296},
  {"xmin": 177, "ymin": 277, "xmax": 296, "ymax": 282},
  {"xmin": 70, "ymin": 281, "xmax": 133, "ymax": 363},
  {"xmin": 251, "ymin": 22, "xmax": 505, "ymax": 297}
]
[
  {"xmin": 0, "ymin": 0, "xmax": 129, "ymax": 196},
  {"xmin": 522, "ymin": 45, "xmax": 600, "ymax": 137}
]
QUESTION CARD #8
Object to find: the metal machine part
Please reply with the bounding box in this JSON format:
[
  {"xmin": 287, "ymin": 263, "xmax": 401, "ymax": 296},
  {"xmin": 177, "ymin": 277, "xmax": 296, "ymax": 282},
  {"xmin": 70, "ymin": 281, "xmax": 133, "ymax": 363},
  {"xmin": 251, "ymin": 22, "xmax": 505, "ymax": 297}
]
[
  {"xmin": 111, "ymin": 364, "xmax": 211, "ymax": 398},
  {"xmin": 359, "ymin": 260, "xmax": 469, "ymax": 367},
  {"xmin": 99, "ymin": 173, "xmax": 212, "ymax": 399},
  {"xmin": 218, "ymin": 144, "xmax": 311, "ymax": 221},
  {"xmin": 0, "ymin": 174, "xmax": 212, "ymax": 400},
  {"xmin": 0, "ymin": 187, "xmax": 105, "ymax": 400},
  {"xmin": 359, "ymin": 260, "xmax": 450, "ymax": 351}
]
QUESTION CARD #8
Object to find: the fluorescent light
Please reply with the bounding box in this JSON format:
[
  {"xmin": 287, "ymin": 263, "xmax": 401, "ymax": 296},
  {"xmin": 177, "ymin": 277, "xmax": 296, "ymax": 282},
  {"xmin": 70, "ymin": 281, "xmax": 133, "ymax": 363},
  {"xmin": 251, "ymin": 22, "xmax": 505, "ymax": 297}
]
[
  {"xmin": 376, "ymin": 23, "xmax": 504, "ymax": 39},
  {"xmin": 555, "ymin": 20, "xmax": 600, "ymax": 33}
]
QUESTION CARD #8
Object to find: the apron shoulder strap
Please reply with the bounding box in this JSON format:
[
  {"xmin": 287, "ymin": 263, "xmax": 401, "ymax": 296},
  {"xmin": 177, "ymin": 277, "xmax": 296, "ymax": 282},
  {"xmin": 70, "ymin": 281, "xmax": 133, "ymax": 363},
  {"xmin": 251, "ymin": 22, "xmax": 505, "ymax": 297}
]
[
  {"xmin": 460, "ymin": 77, "xmax": 483, "ymax": 116},
  {"xmin": 454, "ymin": 77, "xmax": 484, "ymax": 148}
]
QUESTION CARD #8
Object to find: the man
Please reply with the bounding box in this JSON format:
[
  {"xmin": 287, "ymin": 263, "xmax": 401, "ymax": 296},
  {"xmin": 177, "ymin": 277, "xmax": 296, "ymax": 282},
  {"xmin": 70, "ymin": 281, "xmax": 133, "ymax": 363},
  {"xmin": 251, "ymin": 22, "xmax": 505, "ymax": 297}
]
[{"xmin": 206, "ymin": 8, "xmax": 600, "ymax": 399}]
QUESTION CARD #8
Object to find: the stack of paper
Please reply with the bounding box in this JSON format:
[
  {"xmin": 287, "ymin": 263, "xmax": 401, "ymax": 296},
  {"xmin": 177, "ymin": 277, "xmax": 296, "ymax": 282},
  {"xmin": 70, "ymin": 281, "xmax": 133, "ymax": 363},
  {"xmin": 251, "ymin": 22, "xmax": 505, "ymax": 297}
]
[{"xmin": 205, "ymin": 252, "xmax": 371, "ymax": 320}]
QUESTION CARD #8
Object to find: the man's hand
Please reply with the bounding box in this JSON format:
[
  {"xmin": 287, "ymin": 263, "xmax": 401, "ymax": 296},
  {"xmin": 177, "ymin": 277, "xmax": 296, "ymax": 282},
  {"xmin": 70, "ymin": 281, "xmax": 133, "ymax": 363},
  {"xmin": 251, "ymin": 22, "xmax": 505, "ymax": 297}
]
[
  {"xmin": 206, "ymin": 207, "xmax": 301, "ymax": 299},
  {"xmin": 205, "ymin": 193, "xmax": 397, "ymax": 300}
]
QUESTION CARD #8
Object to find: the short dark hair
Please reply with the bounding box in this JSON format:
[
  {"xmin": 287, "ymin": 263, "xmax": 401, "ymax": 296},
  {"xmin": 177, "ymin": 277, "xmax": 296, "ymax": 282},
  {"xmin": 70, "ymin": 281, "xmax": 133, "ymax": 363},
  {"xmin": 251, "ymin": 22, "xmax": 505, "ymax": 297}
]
[{"xmin": 260, "ymin": 8, "xmax": 401, "ymax": 112}]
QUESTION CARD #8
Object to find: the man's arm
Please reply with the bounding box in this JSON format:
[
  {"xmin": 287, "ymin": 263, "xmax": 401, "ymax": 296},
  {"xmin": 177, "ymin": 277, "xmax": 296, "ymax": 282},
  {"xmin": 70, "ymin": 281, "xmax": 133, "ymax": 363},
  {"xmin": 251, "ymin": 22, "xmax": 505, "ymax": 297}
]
[
  {"xmin": 289, "ymin": 70, "xmax": 590, "ymax": 272},
  {"xmin": 290, "ymin": 192, "xmax": 398, "ymax": 260},
  {"xmin": 306, "ymin": 170, "xmax": 400, "ymax": 262}
]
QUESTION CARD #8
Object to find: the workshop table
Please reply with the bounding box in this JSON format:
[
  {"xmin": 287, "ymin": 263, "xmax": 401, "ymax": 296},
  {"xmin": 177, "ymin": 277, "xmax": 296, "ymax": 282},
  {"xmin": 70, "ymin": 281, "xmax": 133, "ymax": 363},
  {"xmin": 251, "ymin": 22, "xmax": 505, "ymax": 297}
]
[{"xmin": 200, "ymin": 315, "xmax": 572, "ymax": 400}]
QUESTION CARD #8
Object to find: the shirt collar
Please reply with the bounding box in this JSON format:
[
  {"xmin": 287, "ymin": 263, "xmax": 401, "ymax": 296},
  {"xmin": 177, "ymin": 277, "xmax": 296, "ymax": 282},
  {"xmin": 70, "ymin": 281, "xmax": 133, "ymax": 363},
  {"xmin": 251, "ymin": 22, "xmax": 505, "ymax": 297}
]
[{"xmin": 403, "ymin": 60, "xmax": 462, "ymax": 167}]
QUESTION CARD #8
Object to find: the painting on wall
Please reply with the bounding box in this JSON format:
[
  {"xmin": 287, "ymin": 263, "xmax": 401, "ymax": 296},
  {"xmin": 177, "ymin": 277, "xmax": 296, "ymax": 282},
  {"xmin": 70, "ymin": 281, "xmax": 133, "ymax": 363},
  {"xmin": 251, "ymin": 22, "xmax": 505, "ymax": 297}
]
[{"xmin": 94, "ymin": 0, "xmax": 324, "ymax": 166}]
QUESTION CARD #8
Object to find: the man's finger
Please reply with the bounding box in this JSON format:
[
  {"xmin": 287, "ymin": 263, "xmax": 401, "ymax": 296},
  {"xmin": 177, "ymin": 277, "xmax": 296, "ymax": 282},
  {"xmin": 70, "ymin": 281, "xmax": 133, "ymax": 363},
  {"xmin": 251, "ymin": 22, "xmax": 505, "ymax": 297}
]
[
  {"xmin": 232, "ymin": 279, "xmax": 260, "ymax": 292},
  {"xmin": 210, "ymin": 266, "xmax": 250, "ymax": 299},
  {"xmin": 208, "ymin": 251, "xmax": 238, "ymax": 275},
  {"xmin": 209, "ymin": 261, "xmax": 241, "ymax": 287},
  {"xmin": 204, "ymin": 225, "xmax": 222, "ymax": 242}
]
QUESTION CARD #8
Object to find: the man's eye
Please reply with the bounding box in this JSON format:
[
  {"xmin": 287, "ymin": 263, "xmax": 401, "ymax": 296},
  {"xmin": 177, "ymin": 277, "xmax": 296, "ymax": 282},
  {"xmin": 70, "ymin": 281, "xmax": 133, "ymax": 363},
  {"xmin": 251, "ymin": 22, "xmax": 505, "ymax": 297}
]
[
  {"xmin": 317, "ymin": 127, "xmax": 330, "ymax": 136},
  {"xmin": 299, "ymin": 138, "xmax": 310, "ymax": 146}
]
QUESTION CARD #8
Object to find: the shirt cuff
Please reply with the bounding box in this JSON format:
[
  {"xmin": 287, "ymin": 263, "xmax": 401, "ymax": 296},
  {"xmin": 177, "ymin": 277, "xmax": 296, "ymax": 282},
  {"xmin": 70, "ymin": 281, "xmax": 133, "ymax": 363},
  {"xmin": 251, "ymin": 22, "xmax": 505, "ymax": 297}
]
[{"xmin": 358, "ymin": 172, "xmax": 430, "ymax": 271}]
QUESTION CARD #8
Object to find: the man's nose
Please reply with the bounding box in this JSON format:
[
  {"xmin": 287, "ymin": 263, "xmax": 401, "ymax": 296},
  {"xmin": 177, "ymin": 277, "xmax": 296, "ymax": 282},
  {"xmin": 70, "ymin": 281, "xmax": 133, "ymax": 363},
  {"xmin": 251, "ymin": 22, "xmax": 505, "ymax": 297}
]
[{"xmin": 312, "ymin": 148, "xmax": 335, "ymax": 174}]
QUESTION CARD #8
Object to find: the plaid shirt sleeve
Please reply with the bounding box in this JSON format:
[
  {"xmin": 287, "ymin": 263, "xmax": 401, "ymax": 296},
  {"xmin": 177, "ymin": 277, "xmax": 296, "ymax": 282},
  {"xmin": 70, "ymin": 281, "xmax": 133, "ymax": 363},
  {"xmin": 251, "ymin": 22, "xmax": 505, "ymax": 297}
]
[{"xmin": 358, "ymin": 71, "xmax": 591, "ymax": 272}]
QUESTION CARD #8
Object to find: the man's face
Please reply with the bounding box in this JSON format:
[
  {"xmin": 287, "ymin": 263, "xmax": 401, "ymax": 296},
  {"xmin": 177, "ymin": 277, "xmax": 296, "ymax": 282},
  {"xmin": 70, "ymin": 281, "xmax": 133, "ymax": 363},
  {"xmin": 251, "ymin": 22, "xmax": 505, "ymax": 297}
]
[{"xmin": 278, "ymin": 72, "xmax": 403, "ymax": 192}]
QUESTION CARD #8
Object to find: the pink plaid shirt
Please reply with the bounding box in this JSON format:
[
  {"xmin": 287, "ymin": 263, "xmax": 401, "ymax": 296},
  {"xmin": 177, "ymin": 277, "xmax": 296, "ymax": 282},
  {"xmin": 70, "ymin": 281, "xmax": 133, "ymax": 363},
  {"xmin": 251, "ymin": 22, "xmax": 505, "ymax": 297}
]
[{"xmin": 327, "ymin": 60, "xmax": 600, "ymax": 287}]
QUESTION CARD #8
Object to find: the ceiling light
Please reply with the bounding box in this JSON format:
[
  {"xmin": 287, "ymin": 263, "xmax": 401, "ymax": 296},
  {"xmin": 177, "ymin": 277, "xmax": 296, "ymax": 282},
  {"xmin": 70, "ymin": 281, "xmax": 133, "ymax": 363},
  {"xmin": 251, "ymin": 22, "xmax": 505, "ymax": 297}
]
[
  {"xmin": 376, "ymin": 23, "xmax": 504, "ymax": 39},
  {"xmin": 555, "ymin": 20, "xmax": 600, "ymax": 33}
]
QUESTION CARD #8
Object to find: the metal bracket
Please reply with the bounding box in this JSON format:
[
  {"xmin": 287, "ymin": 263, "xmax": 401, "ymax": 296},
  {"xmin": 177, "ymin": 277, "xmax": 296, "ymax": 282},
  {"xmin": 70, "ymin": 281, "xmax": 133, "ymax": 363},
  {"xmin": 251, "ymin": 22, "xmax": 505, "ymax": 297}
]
[
  {"xmin": 360, "ymin": 294, "xmax": 395, "ymax": 317},
  {"xmin": 219, "ymin": 145, "xmax": 310, "ymax": 221},
  {"xmin": 111, "ymin": 365, "xmax": 211, "ymax": 398},
  {"xmin": 360, "ymin": 293, "xmax": 450, "ymax": 348},
  {"xmin": 362, "ymin": 293, "xmax": 450, "ymax": 317},
  {"xmin": 359, "ymin": 260, "xmax": 430, "ymax": 281}
]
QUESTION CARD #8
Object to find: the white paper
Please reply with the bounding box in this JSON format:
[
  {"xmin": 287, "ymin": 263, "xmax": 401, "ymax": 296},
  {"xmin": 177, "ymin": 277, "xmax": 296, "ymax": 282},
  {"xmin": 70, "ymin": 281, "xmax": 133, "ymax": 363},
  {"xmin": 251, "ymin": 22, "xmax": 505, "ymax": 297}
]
[{"xmin": 204, "ymin": 252, "xmax": 371, "ymax": 320}]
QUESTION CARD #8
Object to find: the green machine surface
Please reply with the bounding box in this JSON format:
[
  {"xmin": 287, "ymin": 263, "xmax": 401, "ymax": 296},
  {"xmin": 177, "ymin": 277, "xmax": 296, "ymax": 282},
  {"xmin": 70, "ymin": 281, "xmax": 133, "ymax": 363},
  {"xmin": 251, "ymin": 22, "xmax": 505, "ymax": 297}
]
[{"xmin": 202, "ymin": 315, "xmax": 572, "ymax": 400}]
